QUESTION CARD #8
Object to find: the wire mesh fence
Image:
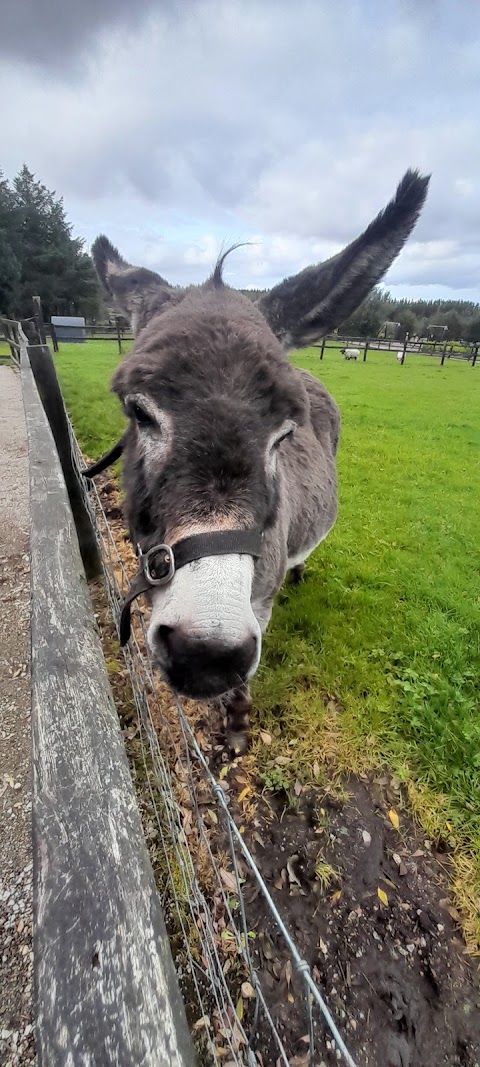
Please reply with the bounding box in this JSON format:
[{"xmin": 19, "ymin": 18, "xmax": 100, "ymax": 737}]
[{"xmin": 67, "ymin": 419, "xmax": 359, "ymax": 1067}]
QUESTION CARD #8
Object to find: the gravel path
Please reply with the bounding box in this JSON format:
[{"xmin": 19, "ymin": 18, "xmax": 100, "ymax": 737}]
[{"xmin": 0, "ymin": 366, "xmax": 35, "ymax": 1066}]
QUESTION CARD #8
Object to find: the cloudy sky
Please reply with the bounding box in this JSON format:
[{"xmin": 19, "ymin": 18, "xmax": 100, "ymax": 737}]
[{"xmin": 2, "ymin": 0, "xmax": 480, "ymax": 300}]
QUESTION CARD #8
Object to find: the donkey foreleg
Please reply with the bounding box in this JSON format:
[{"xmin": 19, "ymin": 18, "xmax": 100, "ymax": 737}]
[
  {"xmin": 288, "ymin": 563, "xmax": 305, "ymax": 585},
  {"xmin": 224, "ymin": 684, "xmax": 252, "ymax": 756}
]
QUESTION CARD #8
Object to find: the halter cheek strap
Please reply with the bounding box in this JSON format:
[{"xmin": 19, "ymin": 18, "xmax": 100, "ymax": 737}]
[
  {"xmin": 82, "ymin": 436, "xmax": 126, "ymax": 481},
  {"xmin": 119, "ymin": 528, "xmax": 262, "ymax": 646}
]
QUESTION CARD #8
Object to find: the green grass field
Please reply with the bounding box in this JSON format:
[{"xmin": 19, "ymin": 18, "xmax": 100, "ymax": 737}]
[{"xmin": 55, "ymin": 339, "xmax": 480, "ymax": 942}]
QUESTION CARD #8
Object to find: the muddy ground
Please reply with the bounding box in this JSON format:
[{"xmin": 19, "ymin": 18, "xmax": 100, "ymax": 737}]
[
  {"xmin": 95, "ymin": 476, "xmax": 480, "ymax": 1067},
  {"xmin": 223, "ymin": 761, "xmax": 480, "ymax": 1066}
]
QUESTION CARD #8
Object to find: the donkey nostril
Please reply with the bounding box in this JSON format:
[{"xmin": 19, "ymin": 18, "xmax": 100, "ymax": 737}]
[{"xmin": 155, "ymin": 624, "xmax": 175, "ymax": 657}]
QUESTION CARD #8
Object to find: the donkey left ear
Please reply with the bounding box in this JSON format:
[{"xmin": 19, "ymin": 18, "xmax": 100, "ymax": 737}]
[
  {"xmin": 91, "ymin": 235, "xmax": 174, "ymax": 335},
  {"xmin": 257, "ymin": 169, "xmax": 430, "ymax": 347}
]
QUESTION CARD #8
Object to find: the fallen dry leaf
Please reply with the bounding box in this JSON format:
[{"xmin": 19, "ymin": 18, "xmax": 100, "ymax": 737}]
[
  {"xmin": 377, "ymin": 887, "xmax": 389, "ymax": 907},
  {"xmin": 261, "ymin": 935, "xmax": 274, "ymax": 960},
  {"xmin": 313, "ymin": 761, "xmax": 320, "ymax": 779},
  {"xmin": 220, "ymin": 869, "xmax": 237, "ymax": 894},
  {"xmin": 237, "ymin": 786, "xmax": 250, "ymax": 803},
  {"xmin": 285, "ymin": 959, "xmax": 292, "ymax": 989},
  {"xmin": 362, "ymin": 830, "xmax": 372, "ymax": 846},
  {"xmin": 388, "ymin": 809, "xmax": 400, "ymax": 831},
  {"xmin": 286, "ymin": 857, "xmax": 301, "ymax": 886},
  {"xmin": 193, "ymin": 1015, "xmax": 210, "ymax": 1031},
  {"xmin": 275, "ymin": 755, "xmax": 291, "ymax": 766},
  {"xmin": 260, "ymin": 731, "xmax": 272, "ymax": 745},
  {"xmin": 241, "ymin": 981, "xmax": 255, "ymax": 999},
  {"xmin": 236, "ymin": 996, "xmax": 244, "ymax": 1022}
]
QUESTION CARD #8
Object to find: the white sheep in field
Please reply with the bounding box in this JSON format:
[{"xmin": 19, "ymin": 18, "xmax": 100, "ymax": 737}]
[
  {"xmin": 341, "ymin": 347, "xmax": 360, "ymax": 360},
  {"xmin": 396, "ymin": 351, "xmax": 404, "ymax": 362}
]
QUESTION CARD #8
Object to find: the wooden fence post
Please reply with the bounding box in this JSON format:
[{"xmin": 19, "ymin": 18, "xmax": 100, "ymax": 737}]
[
  {"xmin": 440, "ymin": 342, "xmax": 448, "ymax": 366},
  {"xmin": 472, "ymin": 345, "xmax": 478, "ymax": 368},
  {"xmin": 3, "ymin": 320, "xmax": 21, "ymax": 364},
  {"xmin": 32, "ymin": 296, "xmax": 47, "ymax": 345},
  {"xmin": 319, "ymin": 336, "xmax": 326, "ymax": 360},
  {"xmin": 116, "ymin": 317, "xmax": 123, "ymax": 355},
  {"xmin": 401, "ymin": 334, "xmax": 408, "ymax": 365},
  {"xmin": 363, "ymin": 338, "xmax": 370, "ymax": 362},
  {"xmin": 50, "ymin": 321, "xmax": 59, "ymax": 352},
  {"xmin": 26, "ymin": 343, "xmax": 102, "ymax": 580}
]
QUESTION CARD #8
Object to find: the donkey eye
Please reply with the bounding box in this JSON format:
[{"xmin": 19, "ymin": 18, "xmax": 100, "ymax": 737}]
[
  {"xmin": 128, "ymin": 401, "xmax": 155, "ymax": 428},
  {"xmin": 272, "ymin": 420, "xmax": 296, "ymax": 448}
]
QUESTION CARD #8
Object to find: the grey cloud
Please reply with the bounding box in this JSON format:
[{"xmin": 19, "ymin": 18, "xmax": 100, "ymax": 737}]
[
  {"xmin": 0, "ymin": 0, "xmax": 160, "ymax": 69},
  {"xmin": 1, "ymin": 0, "xmax": 480, "ymax": 295}
]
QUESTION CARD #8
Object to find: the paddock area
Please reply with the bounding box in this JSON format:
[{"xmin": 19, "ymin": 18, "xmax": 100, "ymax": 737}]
[{"xmin": 54, "ymin": 338, "xmax": 480, "ymax": 929}]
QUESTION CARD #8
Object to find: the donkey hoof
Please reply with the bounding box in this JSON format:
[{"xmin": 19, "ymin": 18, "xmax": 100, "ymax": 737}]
[
  {"xmin": 226, "ymin": 729, "xmax": 250, "ymax": 757},
  {"xmin": 289, "ymin": 563, "xmax": 305, "ymax": 586}
]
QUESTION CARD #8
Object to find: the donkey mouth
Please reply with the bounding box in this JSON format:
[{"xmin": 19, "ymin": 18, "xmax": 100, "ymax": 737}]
[
  {"xmin": 151, "ymin": 631, "xmax": 259, "ymax": 700},
  {"xmin": 160, "ymin": 666, "xmax": 240, "ymax": 701}
]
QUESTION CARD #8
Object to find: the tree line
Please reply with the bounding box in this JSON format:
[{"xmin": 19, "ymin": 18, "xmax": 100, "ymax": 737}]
[
  {"xmin": 0, "ymin": 165, "xmax": 99, "ymax": 321},
  {"xmin": 1, "ymin": 165, "xmax": 479, "ymax": 341},
  {"xmin": 243, "ymin": 286, "xmax": 480, "ymax": 342}
]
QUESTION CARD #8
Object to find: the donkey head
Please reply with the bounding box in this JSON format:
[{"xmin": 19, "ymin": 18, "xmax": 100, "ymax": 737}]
[{"xmin": 92, "ymin": 168, "xmax": 429, "ymax": 700}]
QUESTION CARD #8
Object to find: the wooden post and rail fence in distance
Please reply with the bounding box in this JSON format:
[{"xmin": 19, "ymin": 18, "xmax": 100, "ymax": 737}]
[{"xmin": 26, "ymin": 337, "xmax": 102, "ymax": 580}]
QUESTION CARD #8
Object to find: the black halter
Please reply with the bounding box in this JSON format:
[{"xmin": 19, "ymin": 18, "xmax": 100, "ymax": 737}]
[
  {"xmin": 81, "ymin": 440, "xmax": 262, "ymax": 647},
  {"xmin": 82, "ymin": 436, "xmax": 126, "ymax": 481},
  {"xmin": 119, "ymin": 528, "xmax": 262, "ymax": 646}
]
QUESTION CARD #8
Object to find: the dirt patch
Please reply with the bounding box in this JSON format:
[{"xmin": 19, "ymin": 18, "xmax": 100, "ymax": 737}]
[
  {"xmin": 230, "ymin": 774, "xmax": 480, "ymax": 1066},
  {"xmin": 92, "ymin": 473, "xmax": 480, "ymax": 1067}
]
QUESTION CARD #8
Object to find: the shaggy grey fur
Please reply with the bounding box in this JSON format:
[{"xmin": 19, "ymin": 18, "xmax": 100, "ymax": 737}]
[{"xmin": 92, "ymin": 168, "xmax": 429, "ymax": 749}]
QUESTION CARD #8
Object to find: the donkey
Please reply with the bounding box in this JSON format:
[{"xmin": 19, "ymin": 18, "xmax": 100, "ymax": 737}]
[{"xmin": 92, "ymin": 168, "xmax": 429, "ymax": 753}]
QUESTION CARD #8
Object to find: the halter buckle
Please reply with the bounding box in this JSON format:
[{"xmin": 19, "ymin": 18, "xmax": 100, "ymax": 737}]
[{"xmin": 141, "ymin": 543, "xmax": 176, "ymax": 586}]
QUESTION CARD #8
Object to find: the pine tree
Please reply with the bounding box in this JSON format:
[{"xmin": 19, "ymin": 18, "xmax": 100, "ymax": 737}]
[
  {"xmin": 0, "ymin": 165, "xmax": 100, "ymax": 320},
  {"xmin": 0, "ymin": 169, "xmax": 21, "ymax": 315}
]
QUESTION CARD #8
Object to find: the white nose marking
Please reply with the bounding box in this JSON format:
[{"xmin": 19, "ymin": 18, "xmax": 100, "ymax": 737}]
[{"xmin": 147, "ymin": 553, "xmax": 261, "ymax": 673}]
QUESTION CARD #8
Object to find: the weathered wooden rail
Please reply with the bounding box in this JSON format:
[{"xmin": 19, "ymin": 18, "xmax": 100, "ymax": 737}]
[
  {"xmin": 0, "ymin": 314, "xmax": 23, "ymax": 364},
  {"xmin": 20, "ymin": 338, "xmax": 196, "ymax": 1066}
]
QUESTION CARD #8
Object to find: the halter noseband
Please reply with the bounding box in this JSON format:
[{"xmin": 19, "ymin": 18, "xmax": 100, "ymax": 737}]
[
  {"xmin": 81, "ymin": 441, "xmax": 262, "ymax": 647},
  {"xmin": 119, "ymin": 528, "xmax": 263, "ymax": 646}
]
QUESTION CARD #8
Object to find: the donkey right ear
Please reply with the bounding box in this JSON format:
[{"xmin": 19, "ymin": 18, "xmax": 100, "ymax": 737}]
[{"xmin": 91, "ymin": 235, "xmax": 174, "ymax": 335}]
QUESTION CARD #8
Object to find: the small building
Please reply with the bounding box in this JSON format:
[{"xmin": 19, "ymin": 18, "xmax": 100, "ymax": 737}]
[
  {"xmin": 426, "ymin": 324, "xmax": 447, "ymax": 341},
  {"xmin": 51, "ymin": 315, "xmax": 86, "ymax": 343},
  {"xmin": 378, "ymin": 320, "xmax": 401, "ymax": 340}
]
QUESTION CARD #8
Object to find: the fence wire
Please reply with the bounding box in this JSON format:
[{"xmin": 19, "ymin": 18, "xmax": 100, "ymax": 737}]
[{"xmin": 67, "ymin": 419, "xmax": 359, "ymax": 1067}]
